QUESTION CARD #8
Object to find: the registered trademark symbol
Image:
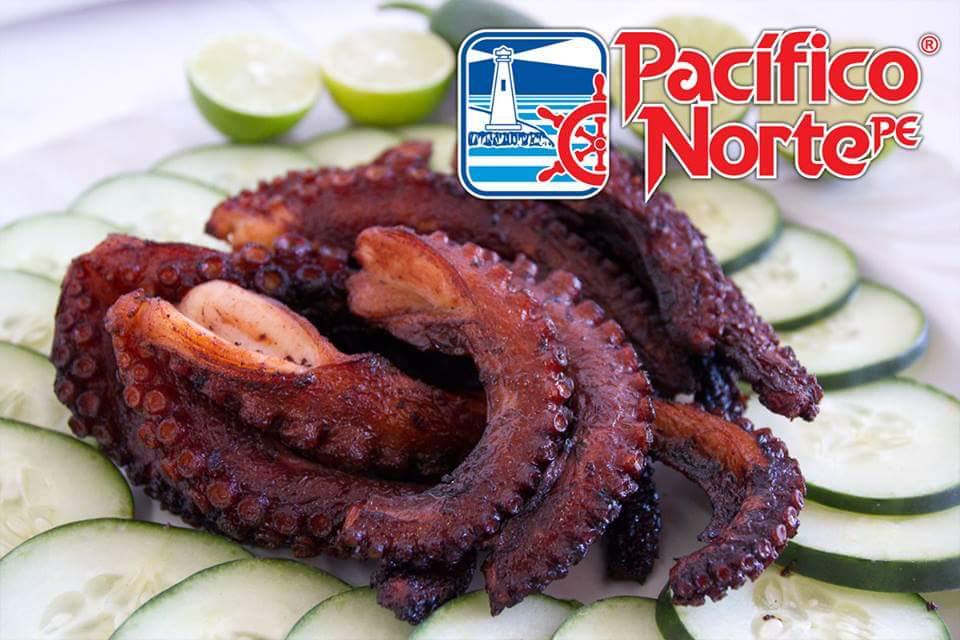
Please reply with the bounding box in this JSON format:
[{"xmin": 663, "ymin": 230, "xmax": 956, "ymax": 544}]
[{"xmin": 918, "ymin": 32, "xmax": 941, "ymax": 56}]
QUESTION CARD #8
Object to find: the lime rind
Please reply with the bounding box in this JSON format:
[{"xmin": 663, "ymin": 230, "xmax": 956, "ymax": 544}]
[
  {"xmin": 187, "ymin": 35, "xmax": 320, "ymax": 142},
  {"xmin": 320, "ymin": 29, "xmax": 454, "ymax": 126},
  {"xmin": 189, "ymin": 84, "xmax": 313, "ymax": 143}
]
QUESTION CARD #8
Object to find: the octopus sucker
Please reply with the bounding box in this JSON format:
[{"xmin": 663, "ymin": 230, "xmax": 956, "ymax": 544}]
[
  {"xmin": 650, "ymin": 401, "xmax": 805, "ymax": 605},
  {"xmin": 482, "ymin": 266, "xmax": 655, "ymax": 614},
  {"xmin": 560, "ymin": 149, "xmax": 822, "ymax": 420},
  {"xmin": 340, "ymin": 227, "xmax": 572, "ymax": 566},
  {"xmin": 207, "ymin": 141, "xmax": 699, "ymax": 396}
]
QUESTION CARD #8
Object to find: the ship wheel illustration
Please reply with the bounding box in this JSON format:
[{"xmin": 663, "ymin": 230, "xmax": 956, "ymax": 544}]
[{"xmin": 536, "ymin": 72, "xmax": 609, "ymax": 187}]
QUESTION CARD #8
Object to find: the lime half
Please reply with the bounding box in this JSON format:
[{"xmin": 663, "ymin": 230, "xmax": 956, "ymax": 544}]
[
  {"xmin": 759, "ymin": 42, "xmax": 909, "ymax": 161},
  {"xmin": 320, "ymin": 29, "xmax": 453, "ymax": 126},
  {"xmin": 188, "ymin": 35, "xmax": 320, "ymax": 142},
  {"xmin": 615, "ymin": 16, "xmax": 750, "ymax": 137}
]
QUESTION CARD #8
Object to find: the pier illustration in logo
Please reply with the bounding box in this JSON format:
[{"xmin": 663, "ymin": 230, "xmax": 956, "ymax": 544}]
[{"xmin": 458, "ymin": 30, "xmax": 609, "ymax": 198}]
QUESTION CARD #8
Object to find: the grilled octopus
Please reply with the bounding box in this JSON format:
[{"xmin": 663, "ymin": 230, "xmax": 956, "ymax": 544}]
[
  {"xmin": 207, "ymin": 141, "xmax": 820, "ymax": 419},
  {"xmin": 339, "ymin": 228, "xmax": 574, "ymax": 567},
  {"xmin": 481, "ymin": 260, "xmax": 655, "ymax": 614},
  {"xmin": 208, "ymin": 141, "xmax": 700, "ymax": 399},
  {"xmin": 51, "ymin": 142, "xmax": 816, "ymax": 622},
  {"xmin": 560, "ymin": 149, "xmax": 822, "ymax": 420},
  {"xmin": 204, "ymin": 141, "xmax": 818, "ymax": 593}
]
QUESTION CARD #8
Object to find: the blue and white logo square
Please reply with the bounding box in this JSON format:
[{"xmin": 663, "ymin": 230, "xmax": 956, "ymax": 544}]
[{"xmin": 458, "ymin": 30, "xmax": 610, "ymax": 199}]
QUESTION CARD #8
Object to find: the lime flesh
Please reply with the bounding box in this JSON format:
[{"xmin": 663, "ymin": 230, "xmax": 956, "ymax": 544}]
[
  {"xmin": 321, "ymin": 30, "xmax": 453, "ymax": 126},
  {"xmin": 188, "ymin": 35, "xmax": 320, "ymax": 142}
]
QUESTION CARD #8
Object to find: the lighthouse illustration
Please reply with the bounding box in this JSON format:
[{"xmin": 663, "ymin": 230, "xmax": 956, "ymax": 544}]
[
  {"xmin": 485, "ymin": 46, "xmax": 522, "ymax": 131},
  {"xmin": 458, "ymin": 30, "xmax": 609, "ymax": 198}
]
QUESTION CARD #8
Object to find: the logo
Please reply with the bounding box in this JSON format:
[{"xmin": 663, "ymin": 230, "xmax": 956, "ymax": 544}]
[
  {"xmin": 614, "ymin": 28, "xmax": 924, "ymax": 198},
  {"xmin": 458, "ymin": 30, "xmax": 610, "ymax": 199}
]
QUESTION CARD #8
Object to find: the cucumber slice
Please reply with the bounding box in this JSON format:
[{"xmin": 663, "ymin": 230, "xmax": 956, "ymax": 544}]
[
  {"xmin": 731, "ymin": 225, "xmax": 859, "ymax": 329},
  {"xmin": 780, "ymin": 282, "xmax": 927, "ymax": 389},
  {"xmin": 154, "ymin": 144, "xmax": 315, "ymax": 194},
  {"xmin": 0, "ymin": 518, "xmax": 250, "ymax": 640},
  {"xmin": 661, "ymin": 177, "xmax": 782, "ymax": 272},
  {"xmin": 747, "ymin": 379, "xmax": 960, "ymax": 515},
  {"xmin": 0, "ymin": 269, "xmax": 59, "ymax": 354},
  {"xmin": 0, "ymin": 341, "xmax": 71, "ymax": 436},
  {"xmin": 398, "ymin": 123, "xmax": 456, "ymax": 174},
  {"xmin": 114, "ymin": 558, "xmax": 347, "ymax": 640},
  {"xmin": 411, "ymin": 591, "xmax": 579, "ymax": 640},
  {"xmin": 301, "ymin": 127, "xmax": 401, "ymax": 168},
  {"xmin": 777, "ymin": 500, "xmax": 960, "ymax": 593},
  {"xmin": 70, "ymin": 172, "xmax": 228, "ymax": 248},
  {"xmin": 553, "ymin": 596, "xmax": 661, "ymax": 640},
  {"xmin": 0, "ymin": 213, "xmax": 120, "ymax": 281},
  {"xmin": 655, "ymin": 567, "xmax": 948, "ymax": 640},
  {"xmin": 287, "ymin": 587, "xmax": 413, "ymax": 640},
  {"xmin": 0, "ymin": 418, "xmax": 132, "ymax": 556}
]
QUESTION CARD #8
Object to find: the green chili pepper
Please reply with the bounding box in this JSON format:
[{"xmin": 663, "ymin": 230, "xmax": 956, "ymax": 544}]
[{"xmin": 380, "ymin": 0, "xmax": 541, "ymax": 48}]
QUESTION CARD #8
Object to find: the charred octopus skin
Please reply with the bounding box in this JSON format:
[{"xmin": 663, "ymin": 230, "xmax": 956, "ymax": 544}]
[
  {"xmin": 368, "ymin": 396, "xmax": 802, "ymax": 614},
  {"xmin": 340, "ymin": 227, "xmax": 573, "ymax": 567},
  {"xmin": 605, "ymin": 463, "xmax": 661, "ymax": 584},
  {"xmin": 372, "ymin": 555, "xmax": 478, "ymax": 624},
  {"xmin": 482, "ymin": 263, "xmax": 655, "ymax": 614},
  {"xmin": 207, "ymin": 141, "xmax": 699, "ymax": 397}
]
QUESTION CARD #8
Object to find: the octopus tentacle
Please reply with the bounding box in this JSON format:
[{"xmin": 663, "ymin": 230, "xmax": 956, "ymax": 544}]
[
  {"xmin": 372, "ymin": 555, "xmax": 477, "ymax": 624},
  {"xmin": 651, "ymin": 400, "xmax": 805, "ymax": 605},
  {"xmin": 54, "ymin": 235, "xmax": 246, "ymax": 461},
  {"xmin": 53, "ymin": 234, "xmax": 488, "ymax": 480},
  {"xmin": 604, "ymin": 362, "xmax": 746, "ymax": 586},
  {"xmin": 561, "ymin": 150, "xmax": 821, "ymax": 420},
  {"xmin": 340, "ymin": 227, "xmax": 572, "ymax": 567},
  {"xmin": 207, "ymin": 141, "xmax": 697, "ymax": 396},
  {"xmin": 53, "ymin": 236, "xmax": 467, "ymax": 554},
  {"xmin": 115, "ymin": 281, "xmax": 486, "ymax": 479},
  {"xmin": 482, "ymin": 265, "xmax": 655, "ymax": 614},
  {"xmin": 106, "ymin": 290, "xmax": 421, "ymax": 553},
  {"xmin": 605, "ymin": 463, "xmax": 661, "ymax": 583}
]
